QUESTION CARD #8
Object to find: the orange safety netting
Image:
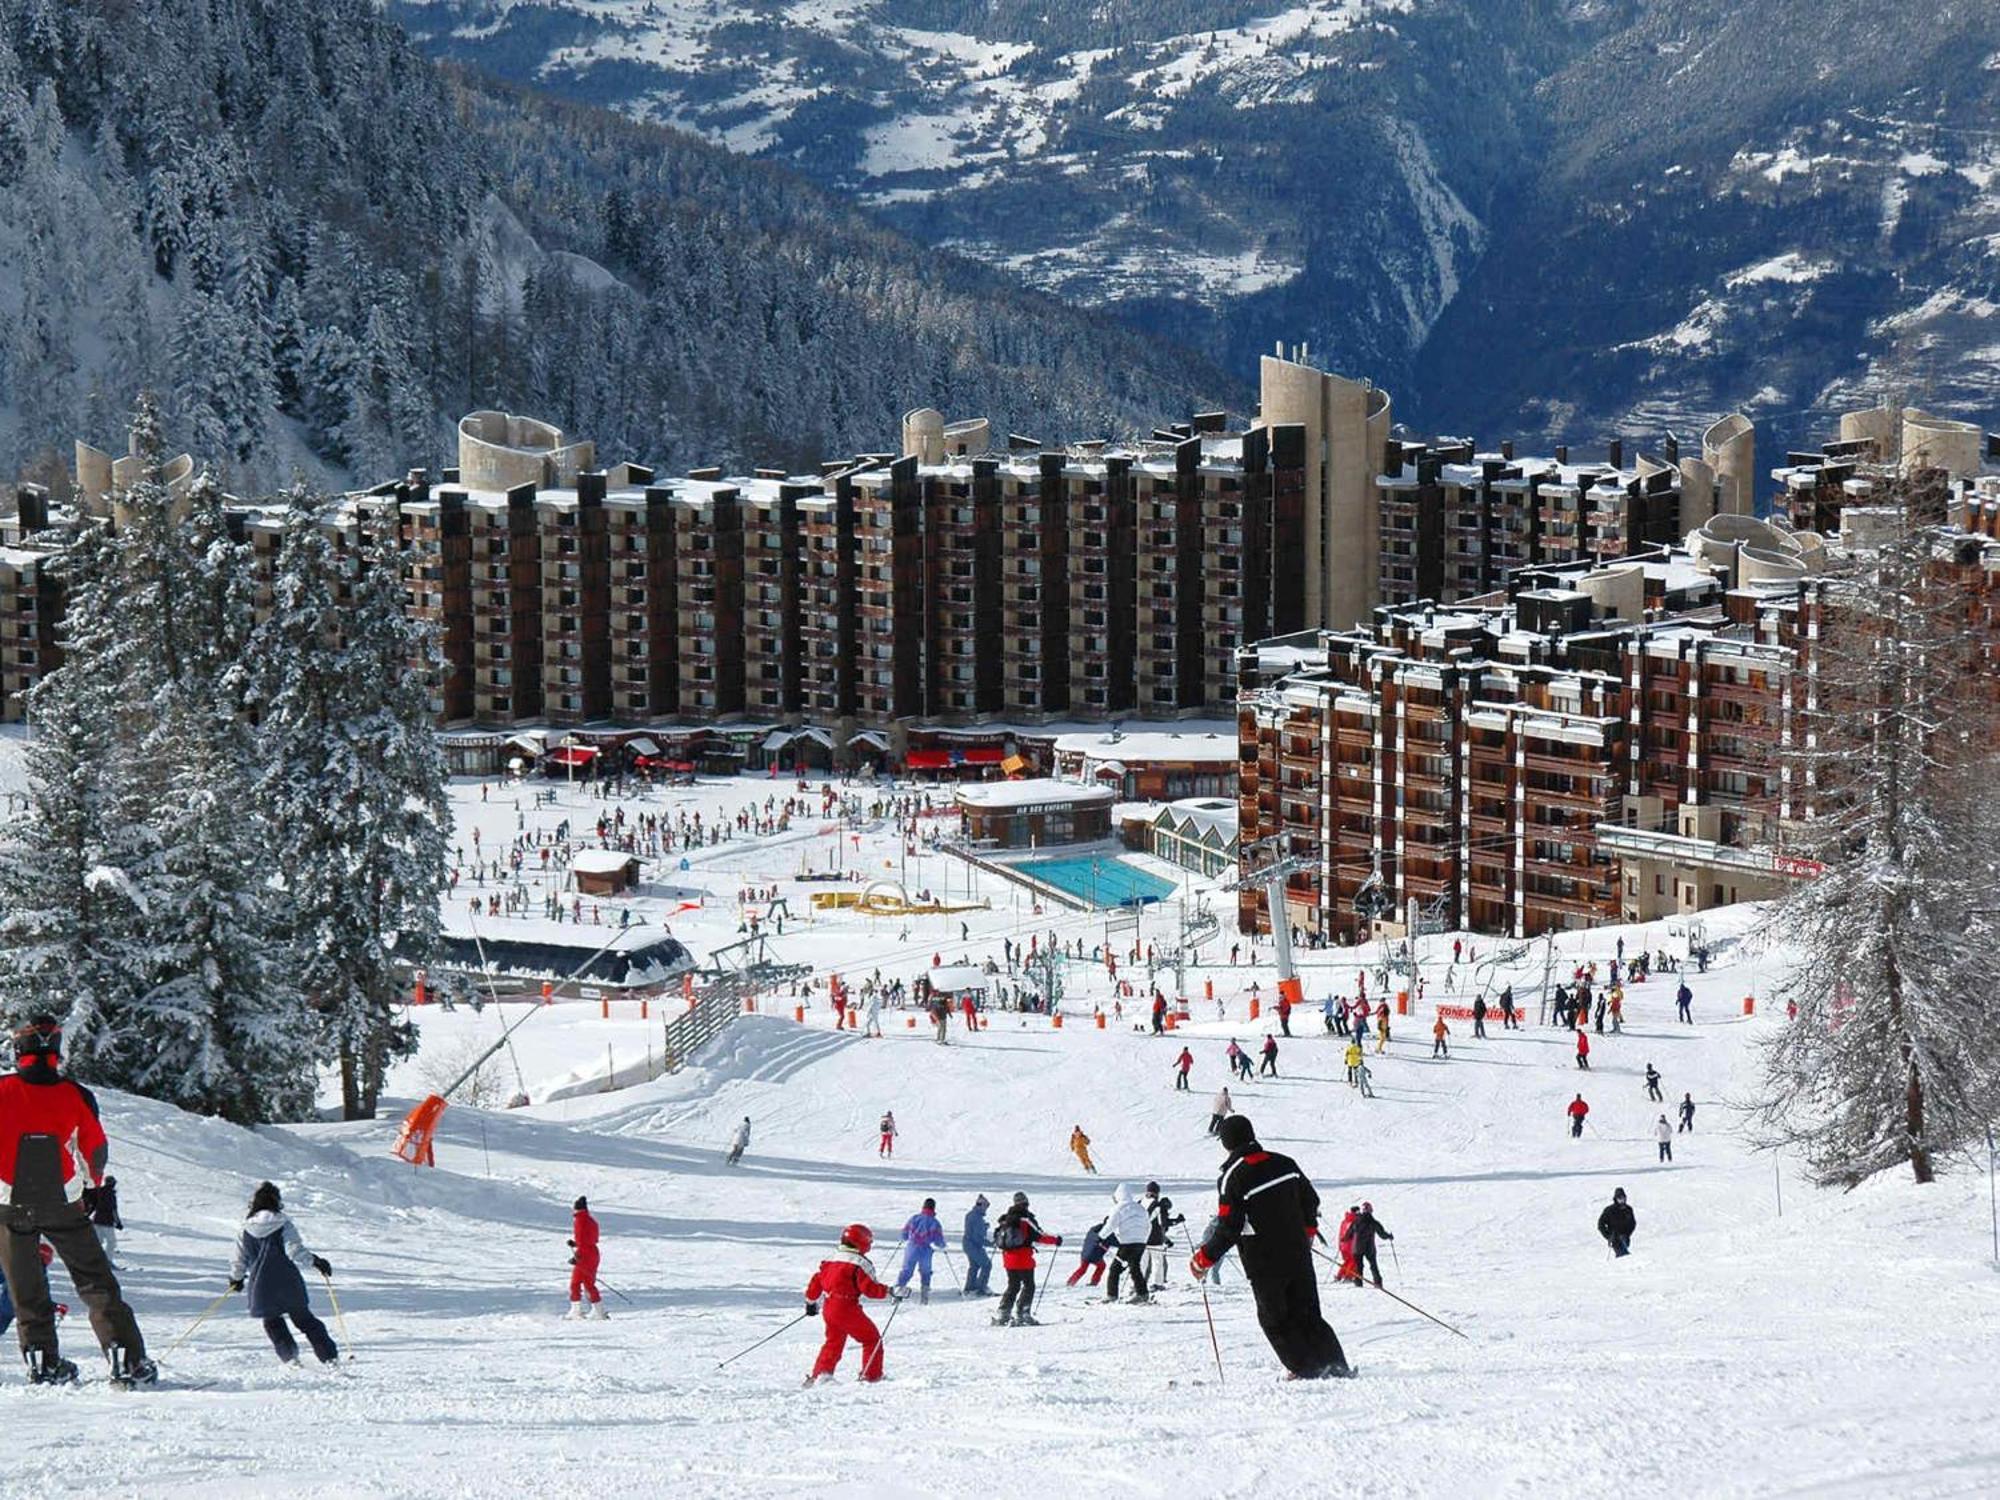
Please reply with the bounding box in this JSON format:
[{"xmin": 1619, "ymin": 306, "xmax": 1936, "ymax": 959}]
[{"xmin": 392, "ymin": 1093, "xmax": 447, "ymax": 1166}]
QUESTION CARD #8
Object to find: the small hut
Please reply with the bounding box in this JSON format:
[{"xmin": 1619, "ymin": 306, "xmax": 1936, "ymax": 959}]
[{"xmin": 570, "ymin": 848, "xmax": 641, "ymax": 896}]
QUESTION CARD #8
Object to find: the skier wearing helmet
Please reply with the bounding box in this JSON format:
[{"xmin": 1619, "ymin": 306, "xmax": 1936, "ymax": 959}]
[
  {"xmin": 990, "ymin": 1192, "xmax": 1061, "ymax": 1327},
  {"xmin": 804, "ymin": 1223, "xmax": 903, "ymax": 1384}
]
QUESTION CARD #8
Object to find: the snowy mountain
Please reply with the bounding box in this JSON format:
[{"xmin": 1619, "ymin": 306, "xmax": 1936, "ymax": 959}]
[
  {"xmin": 25, "ymin": 903, "xmax": 2000, "ymax": 1494},
  {"xmin": 392, "ymin": 0, "xmax": 2000, "ymax": 460},
  {"xmin": 0, "ymin": 0, "xmax": 1231, "ymax": 492}
]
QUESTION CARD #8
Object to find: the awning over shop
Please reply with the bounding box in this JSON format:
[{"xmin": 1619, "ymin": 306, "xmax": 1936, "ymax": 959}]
[
  {"xmin": 848, "ymin": 730, "xmax": 891, "ymax": 751},
  {"xmin": 625, "ymin": 736, "xmax": 662, "ymax": 758},
  {"xmin": 1001, "ymin": 755, "xmax": 1028, "ymax": 776},
  {"xmin": 905, "ymin": 750, "xmax": 952, "ymax": 770},
  {"xmin": 961, "ymin": 748, "xmax": 1005, "ymax": 765},
  {"xmin": 548, "ymin": 746, "xmax": 599, "ymax": 768}
]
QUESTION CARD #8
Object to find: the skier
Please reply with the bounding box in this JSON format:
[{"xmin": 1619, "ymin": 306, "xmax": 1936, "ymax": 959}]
[
  {"xmin": 1676, "ymin": 980, "xmax": 1694, "ymax": 1024},
  {"xmin": 804, "ymin": 1223, "xmax": 901, "ymax": 1384},
  {"xmin": 1375, "ymin": 1003, "xmax": 1391, "ymax": 1054},
  {"xmin": 862, "ymin": 990, "xmax": 883, "ymax": 1038},
  {"xmin": 895, "ymin": 1198, "xmax": 946, "ymax": 1303},
  {"xmin": 1224, "ymin": 1039, "xmax": 1247, "ymax": 1080},
  {"xmin": 1344, "ymin": 1040, "xmax": 1363, "ymax": 1085},
  {"xmin": 1575, "ymin": 1028, "xmax": 1591, "ymax": 1070},
  {"xmin": 1471, "ymin": 995, "xmax": 1487, "ymax": 1039},
  {"xmin": 1151, "ymin": 993, "xmax": 1167, "ymax": 1035},
  {"xmin": 1644, "ymin": 1063, "xmax": 1663, "ymax": 1102},
  {"xmin": 1678, "ymin": 1093, "xmax": 1696, "ymax": 1132},
  {"xmin": 1276, "ymin": 991, "xmax": 1292, "ymax": 1038},
  {"xmin": 1500, "ymin": 984, "xmax": 1517, "ymax": 1029},
  {"xmin": 1100, "ymin": 1183, "xmax": 1152, "ymax": 1303},
  {"xmin": 1066, "ymin": 1216, "xmax": 1110, "ymax": 1288},
  {"xmin": 1355, "ymin": 1057, "xmax": 1375, "ymax": 1099},
  {"xmin": 961, "ymin": 1195, "xmax": 993, "ymax": 1297},
  {"xmin": 1141, "ymin": 1182, "xmax": 1183, "ymax": 1289},
  {"xmin": 1351, "ymin": 1201, "xmax": 1393, "ymax": 1288},
  {"xmin": 1655, "ymin": 1115, "xmax": 1674, "ymax": 1163},
  {"xmin": 1335, "ymin": 1205, "xmax": 1360, "ymax": 1284},
  {"xmin": 992, "ymin": 1192, "xmax": 1061, "ymax": 1326},
  {"xmin": 1259, "ymin": 1034, "xmax": 1279, "ymax": 1077},
  {"xmin": 1597, "ymin": 1188, "xmax": 1635, "ymax": 1257},
  {"xmin": 1189, "ymin": 1116, "xmax": 1351, "ymax": 1380},
  {"xmin": 565, "ymin": 1196, "xmax": 606, "ymax": 1320},
  {"xmin": 1209, "ymin": 1087, "xmax": 1234, "ymax": 1137},
  {"xmin": 227, "ymin": 1182, "xmax": 339, "ymax": 1365},
  {"xmin": 1321, "ymin": 994, "xmax": 1338, "ymax": 1034},
  {"xmin": 1173, "ymin": 1046, "xmax": 1194, "ymax": 1091},
  {"xmin": 0, "ymin": 1016, "xmax": 154, "ymax": 1385},
  {"xmin": 726, "ymin": 1117, "xmax": 751, "ymax": 1167},
  {"xmin": 1431, "ymin": 1016, "xmax": 1451, "ymax": 1058},
  {"xmin": 1567, "ymin": 1094, "xmax": 1590, "ymax": 1139},
  {"xmin": 82, "ymin": 1176, "xmax": 122, "ymax": 1269},
  {"xmin": 878, "ymin": 1111, "xmax": 898, "ymax": 1158},
  {"xmin": 1069, "ymin": 1125, "xmax": 1098, "ymax": 1174}
]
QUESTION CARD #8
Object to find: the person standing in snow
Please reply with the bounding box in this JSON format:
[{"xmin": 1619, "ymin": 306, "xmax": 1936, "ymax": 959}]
[
  {"xmin": 862, "ymin": 990, "xmax": 883, "ymax": 1038},
  {"xmin": 1070, "ymin": 1125, "xmax": 1098, "ymax": 1174},
  {"xmin": 992, "ymin": 1193, "xmax": 1061, "ymax": 1326},
  {"xmin": 726, "ymin": 1117, "xmax": 751, "ymax": 1167},
  {"xmin": 1575, "ymin": 1028, "xmax": 1591, "ymax": 1070},
  {"xmin": 1066, "ymin": 1216, "xmax": 1111, "ymax": 1288},
  {"xmin": 82, "ymin": 1176, "xmax": 122, "ymax": 1268},
  {"xmin": 1568, "ymin": 1094, "xmax": 1590, "ymax": 1139},
  {"xmin": 1597, "ymin": 1188, "xmax": 1635, "ymax": 1257},
  {"xmin": 1100, "ymin": 1183, "xmax": 1153, "ymax": 1303},
  {"xmin": 1500, "ymin": 985, "xmax": 1518, "ymax": 1029},
  {"xmin": 567, "ymin": 1196, "xmax": 605, "ymax": 1319},
  {"xmin": 1344, "ymin": 1039, "xmax": 1363, "ymax": 1085},
  {"xmin": 1141, "ymin": 1183, "xmax": 1182, "ymax": 1289},
  {"xmin": 1376, "ymin": 1002, "xmax": 1392, "ymax": 1054},
  {"xmin": 1335, "ymin": 1205, "xmax": 1360, "ymax": 1284},
  {"xmin": 1173, "ymin": 1046, "xmax": 1194, "ymax": 1091},
  {"xmin": 1676, "ymin": 980, "xmax": 1694, "ymax": 1024},
  {"xmin": 1190, "ymin": 1116, "xmax": 1350, "ymax": 1380},
  {"xmin": 1645, "ymin": 1063, "xmax": 1663, "ymax": 1102},
  {"xmin": 1209, "ymin": 1086, "xmax": 1234, "ymax": 1137},
  {"xmin": 961, "ymin": 1195, "xmax": 993, "ymax": 1297},
  {"xmin": 878, "ymin": 1111, "xmax": 898, "ymax": 1158},
  {"xmin": 895, "ymin": 1198, "xmax": 946, "ymax": 1304},
  {"xmin": 804, "ymin": 1223, "xmax": 901, "ymax": 1384},
  {"xmin": 0, "ymin": 1016, "xmax": 153, "ymax": 1386},
  {"xmin": 1276, "ymin": 991, "xmax": 1292, "ymax": 1038},
  {"xmin": 1351, "ymin": 1201, "xmax": 1393, "ymax": 1288},
  {"xmin": 1355, "ymin": 1057, "xmax": 1375, "ymax": 1099},
  {"xmin": 227, "ymin": 1182, "xmax": 339, "ymax": 1365},
  {"xmin": 1471, "ymin": 995, "xmax": 1488, "ymax": 1039},
  {"xmin": 1259, "ymin": 1034, "xmax": 1279, "ymax": 1077},
  {"xmin": 1655, "ymin": 1115, "xmax": 1674, "ymax": 1163},
  {"xmin": 1431, "ymin": 1016, "xmax": 1451, "ymax": 1058}
]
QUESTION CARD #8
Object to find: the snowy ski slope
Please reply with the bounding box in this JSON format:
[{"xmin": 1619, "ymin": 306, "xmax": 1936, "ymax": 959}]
[{"xmin": 12, "ymin": 903, "xmax": 2000, "ymax": 1498}]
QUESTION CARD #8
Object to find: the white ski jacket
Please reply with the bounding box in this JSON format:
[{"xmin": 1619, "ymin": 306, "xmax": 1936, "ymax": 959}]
[{"xmin": 1101, "ymin": 1184, "xmax": 1150, "ymax": 1247}]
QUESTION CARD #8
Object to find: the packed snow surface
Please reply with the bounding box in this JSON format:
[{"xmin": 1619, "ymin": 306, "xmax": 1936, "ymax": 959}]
[{"xmin": 9, "ymin": 767, "xmax": 2000, "ymax": 1497}]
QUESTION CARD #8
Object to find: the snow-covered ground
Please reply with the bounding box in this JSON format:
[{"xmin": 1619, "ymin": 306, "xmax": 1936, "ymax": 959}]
[{"xmin": 9, "ymin": 766, "xmax": 2000, "ymax": 1496}]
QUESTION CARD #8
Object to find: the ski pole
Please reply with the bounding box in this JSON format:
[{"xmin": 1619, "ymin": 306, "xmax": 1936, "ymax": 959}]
[
  {"xmin": 1312, "ymin": 1246, "xmax": 1466, "ymax": 1338},
  {"xmin": 1198, "ymin": 1279, "xmax": 1225, "ymax": 1385},
  {"xmin": 1391, "ymin": 1241, "xmax": 1402, "ymax": 1277},
  {"xmin": 716, "ymin": 1310, "xmax": 812, "ymax": 1370},
  {"xmin": 161, "ymin": 1288, "xmax": 234, "ymax": 1359},
  {"xmin": 320, "ymin": 1271, "xmax": 355, "ymax": 1355},
  {"xmin": 594, "ymin": 1276, "xmax": 638, "ymax": 1307}
]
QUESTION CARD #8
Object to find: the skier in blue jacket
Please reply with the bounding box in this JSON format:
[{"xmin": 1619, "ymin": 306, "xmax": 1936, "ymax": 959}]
[
  {"xmin": 961, "ymin": 1194, "xmax": 993, "ymax": 1298},
  {"xmin": 228, "ymin": 1182, "xmax": 338, "ymax": 1365},
  {"xmin": 895, "ymin": 1197, "xmax": 947, "ymax": 1304}
]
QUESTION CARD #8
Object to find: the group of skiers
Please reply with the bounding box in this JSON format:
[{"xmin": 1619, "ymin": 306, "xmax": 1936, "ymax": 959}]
[{"xmin": 0, "ymin": 1015, "xmax": 353, "ymax": 1385}]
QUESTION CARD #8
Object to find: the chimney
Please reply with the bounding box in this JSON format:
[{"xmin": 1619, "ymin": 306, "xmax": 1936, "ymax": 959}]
[
  {"xmin": 1500, "ymin": 439, "xmax": 1514, "ymax": 461},
  {"xmin": 1663, "ymin": 433, "xmax": 1679, "ymax": 465},
  {"xmin": 15, "ymin": 485, "xmax": 48, "ymax": 534},
  {"xmin": 1607, "ymin": 439, "xmax": 1624, "ymax": 470},
  {"xmin": 1555, "ymin": 445, "xmax": 1569, "ymax": 465}
]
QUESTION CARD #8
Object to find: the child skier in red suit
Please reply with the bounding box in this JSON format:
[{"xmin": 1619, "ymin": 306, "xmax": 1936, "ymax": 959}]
[
  {"xmin": 567, "ymin": 1196, "xmax": 604, "ymax": 1319},
  {"xmin": 804, "ymin": 1224, "xmax": 903, "ymax": 1384}
]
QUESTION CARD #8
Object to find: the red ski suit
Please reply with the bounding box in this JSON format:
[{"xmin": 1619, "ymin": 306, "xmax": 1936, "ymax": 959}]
[
  {"xmin": 1335, "ymin": 1209, "xmax": 1360, "ymax": 1282},
  {"xmin": 805, "ymin": 1249, "xmax": 890, "ymax": 1381},
  {"xmin": 570, "ymin": 1207, "xmax": 601, "ymax": 1303}
]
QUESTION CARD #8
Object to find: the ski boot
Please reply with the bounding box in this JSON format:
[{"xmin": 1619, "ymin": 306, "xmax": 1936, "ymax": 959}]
[
  {"xmin": 564, "ymin": 1302, "xmax": 583, "ymax": 1320},
  {"xmin": 591, "ymin": 1303, "xmax": 609, "ymax": 1321},
  {"xmin": 990, "ymin": 1313, "xmax": 1013, "ymax": 1327},
  {"xmin": 107, "ymin": 1348, "xmax": 158, "ymax": 1389},
  {"xmin": 24, "ymin": 1348, "xmax": 78, "ymax": 1386},
  {"xmin": 919, "ymin": 1286, "xmax": 930, "ymax": 1306},
  {"xmin": 1012, "ymin": 1313, "xmax": 1040, "ymax": 1327}
]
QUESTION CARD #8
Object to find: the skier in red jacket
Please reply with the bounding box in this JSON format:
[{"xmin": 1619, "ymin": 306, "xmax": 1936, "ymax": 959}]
[
  {"xmin": 567, "ymin": 1196, "xmax": 604, "ymax": 1319},
  {"xmin": 1567, "ymin": 1094, "xmax": 1590, "ymax": 1138},
  {"xmin": 804, "ymin": 1223, "xmax": 902, "ymax": 1384},
  {"xmin": 1335, "ymin": 1205, "xmax": 1361, "ymax": 1284}
]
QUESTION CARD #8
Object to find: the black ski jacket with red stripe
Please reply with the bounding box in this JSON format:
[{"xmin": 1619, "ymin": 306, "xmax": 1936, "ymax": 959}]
[{"xmin": 1195, "ymin": 1146, "xmax": 1320, "ymax": 1278}]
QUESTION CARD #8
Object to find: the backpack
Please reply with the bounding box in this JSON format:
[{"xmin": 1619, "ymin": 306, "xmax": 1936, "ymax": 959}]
[{"xmin": 993, "ymin": 1214, "xmax": 1028, "ymax": 1251}]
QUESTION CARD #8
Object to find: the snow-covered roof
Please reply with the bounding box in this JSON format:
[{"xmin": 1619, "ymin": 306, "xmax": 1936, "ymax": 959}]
[
  {"xmin": 571, "ymin": 848, "xmax": 641, "ymax": 876},
  {"xmin": 929, "ymin": 964, "xmax": 990, "ymax": 993},
  {"xmin": 1051, "ymin": 729, "xmax": 1237, "ymax": 765},
  {"xmin": 955, "ymin": 778, "xmax": 1113, "ymax": 810}
]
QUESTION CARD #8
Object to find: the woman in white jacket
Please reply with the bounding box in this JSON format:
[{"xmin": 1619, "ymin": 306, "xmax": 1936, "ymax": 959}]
[{"xmin": 1100, "ymin": 1184, "xmax": 1153, "ymax": 1303}]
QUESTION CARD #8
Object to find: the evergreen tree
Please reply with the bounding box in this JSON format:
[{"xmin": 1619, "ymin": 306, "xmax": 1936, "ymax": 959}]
[
  {"xmin": 1756, "ymin": 482, "xmax": 2000, "ymax": 1185},
  {"xmin": 253, "ymin": 493, "xmax": 449, "ymax": 1119}
]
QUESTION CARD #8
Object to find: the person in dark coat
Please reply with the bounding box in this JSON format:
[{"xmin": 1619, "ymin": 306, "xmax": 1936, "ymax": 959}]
[
  {"xmin": 1190, "ymin": 1116, "xmax": 1350, "ymax": 1379},
  {"xmin": 1597, "ymin": 1187, "xmax": 1635, "ymax": 1257},
  {"xmin": 1351, "ymin": 1201, "xmax": 1394, "ymax": 1288},
  {"xmin": 228, "ymin": 1182, "xmax": 338, "ymax": 1364},
  {"xmin": 84, "ymin": 1176, "xmax": 122, "ymax": 1268}
]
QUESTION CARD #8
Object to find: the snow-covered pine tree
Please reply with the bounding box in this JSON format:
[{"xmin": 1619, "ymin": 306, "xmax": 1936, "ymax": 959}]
[
  {"xmin": 1756, "ymin": 478, "xmax": 2000, "ymax": 1185},
  {"xmin": 253, "ymin": 491, "xmax": 449, "ymax": 1119}
]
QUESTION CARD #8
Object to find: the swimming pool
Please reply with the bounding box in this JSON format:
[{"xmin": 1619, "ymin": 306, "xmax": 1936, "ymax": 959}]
[{"xmin": 1016, "ymin": 855, "xmax": 1178, "ymax": 908}]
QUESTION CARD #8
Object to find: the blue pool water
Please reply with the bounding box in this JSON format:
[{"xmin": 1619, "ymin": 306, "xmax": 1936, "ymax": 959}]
[{"xmin": 1017, "ymin": 855, "xmax": 1178, "ymax": 908}]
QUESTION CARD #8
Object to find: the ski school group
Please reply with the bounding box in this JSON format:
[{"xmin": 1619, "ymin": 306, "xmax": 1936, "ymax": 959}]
[{"xmin": 0, "ymin": 1015, "xmax": 350, "ymax": 1388}]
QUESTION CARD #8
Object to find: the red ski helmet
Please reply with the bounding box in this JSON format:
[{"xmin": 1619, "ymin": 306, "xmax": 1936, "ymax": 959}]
[{"xmin": 841, "ymin": 1223, "xmax": 874, "ymax": 1254}]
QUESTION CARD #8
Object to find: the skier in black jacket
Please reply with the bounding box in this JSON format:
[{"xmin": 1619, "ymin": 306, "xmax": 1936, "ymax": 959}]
[
  {"xmin": 1141, "ymin": 1182, "xmax": 1184, "ymax": 1288},
  {"xmin": 1351, "ymin": 1201, "xmax": 1393, "ymax": 1288},
  {"xmin": 1597, "ymin": 1188, "xmax": 1635, "ymax": 1256},
  {"xmin": 1190, "ymin": 1115, "xmax": 1350, "ymax": 1379}
]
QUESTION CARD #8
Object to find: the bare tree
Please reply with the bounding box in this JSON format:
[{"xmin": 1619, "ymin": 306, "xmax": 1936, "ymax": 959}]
[{"xmin": 1757, "ymin": 478, "xmax": 2000, "ymax": 1186}]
